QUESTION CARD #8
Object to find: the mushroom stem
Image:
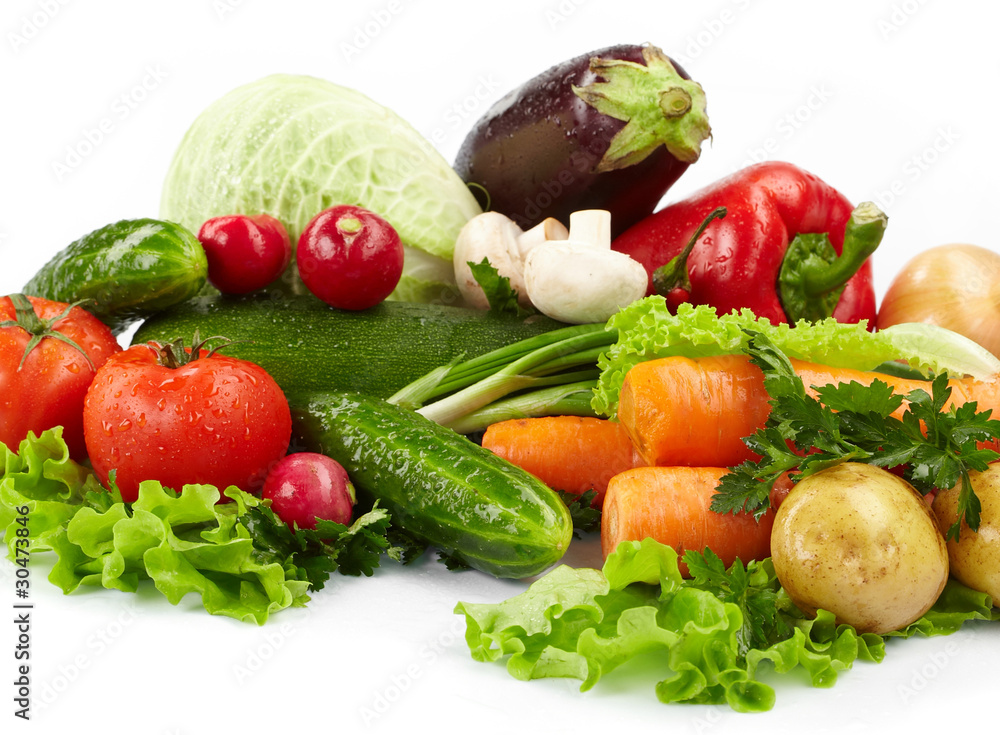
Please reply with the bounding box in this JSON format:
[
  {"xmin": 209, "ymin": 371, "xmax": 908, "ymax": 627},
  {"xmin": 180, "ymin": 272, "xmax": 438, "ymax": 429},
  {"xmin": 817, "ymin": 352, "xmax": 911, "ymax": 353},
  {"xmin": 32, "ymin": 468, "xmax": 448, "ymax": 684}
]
[
  {"xmin": 568, "ymin": 210, "xmax": 612, "ymax": 249},
  {"xmin": 517, "ymin": 217, "xmax": 569, "ymax": 257}
]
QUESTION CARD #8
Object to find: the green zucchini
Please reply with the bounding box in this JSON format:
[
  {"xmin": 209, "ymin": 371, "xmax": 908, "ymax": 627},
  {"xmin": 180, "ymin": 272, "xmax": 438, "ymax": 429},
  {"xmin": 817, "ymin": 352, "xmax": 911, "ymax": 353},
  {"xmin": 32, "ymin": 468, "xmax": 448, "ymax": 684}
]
[
  {"xmin": 24, "ymin": 218, "xmax": 207, "ymax": 333},
  {"xmin": 133, "ymin": 294, "xmax": 565, "ymax": 399},
  {"xmin": 288, "ymin": 389, "xmax": 573, "ymax": 578}
]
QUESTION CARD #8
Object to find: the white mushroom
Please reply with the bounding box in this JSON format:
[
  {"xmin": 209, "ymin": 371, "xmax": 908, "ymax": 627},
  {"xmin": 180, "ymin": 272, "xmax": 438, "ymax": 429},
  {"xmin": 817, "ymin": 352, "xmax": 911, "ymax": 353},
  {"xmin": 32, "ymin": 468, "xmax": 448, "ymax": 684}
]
[
  {"xmin": 516, "ymin": 217, "xmax": 569, "ymax": 258},
  {"xmin": 452, "ymin": 212, "xmax": 528, "ymax": 310},
  {"xmin": 523, "ymin": 209, "xmax": 647, "ymax": 324},
  {"xmin": 453, "ymin": 213, "xmax": 570, "ymax": 310},
  {"xmin": 565, "ymin": 209, "xmax": 612, "ymax": 251}
]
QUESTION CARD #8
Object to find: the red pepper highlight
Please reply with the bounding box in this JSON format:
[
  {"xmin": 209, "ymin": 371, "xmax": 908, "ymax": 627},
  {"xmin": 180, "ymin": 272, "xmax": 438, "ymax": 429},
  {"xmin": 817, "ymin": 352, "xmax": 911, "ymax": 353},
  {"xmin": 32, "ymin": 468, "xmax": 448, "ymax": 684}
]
[{"xmin": 612, "ymin": 161, "xmax": 878, "ymax": 326}]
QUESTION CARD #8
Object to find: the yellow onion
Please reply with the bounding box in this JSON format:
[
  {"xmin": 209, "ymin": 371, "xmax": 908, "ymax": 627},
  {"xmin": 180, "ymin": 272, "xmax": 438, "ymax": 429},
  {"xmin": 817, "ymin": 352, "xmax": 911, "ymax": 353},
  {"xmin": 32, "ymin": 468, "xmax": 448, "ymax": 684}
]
[{"xmin": 877, "ymin": 244, "xmax": 1000, "ymax": 358}]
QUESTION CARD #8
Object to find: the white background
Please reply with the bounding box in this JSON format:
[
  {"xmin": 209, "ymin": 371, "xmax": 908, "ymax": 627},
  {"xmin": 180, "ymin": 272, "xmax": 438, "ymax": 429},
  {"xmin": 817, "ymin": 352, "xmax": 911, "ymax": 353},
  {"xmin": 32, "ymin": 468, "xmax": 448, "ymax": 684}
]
[{"xmin": 1, "ymin": 0, "xmax": 997, "ymax": 732}]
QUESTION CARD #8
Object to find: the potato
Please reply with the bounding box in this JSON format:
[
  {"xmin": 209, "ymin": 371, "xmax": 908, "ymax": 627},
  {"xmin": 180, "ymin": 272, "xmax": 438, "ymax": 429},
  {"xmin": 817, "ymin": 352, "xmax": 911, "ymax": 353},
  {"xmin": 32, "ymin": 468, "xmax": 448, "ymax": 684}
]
[
  {"xmin": 932, "ymin": 463, "xmax": 1000, "ymax": 600},
  {"xmin": 770, "ymin": 462, "xmax": 949, "ymax": 634}
]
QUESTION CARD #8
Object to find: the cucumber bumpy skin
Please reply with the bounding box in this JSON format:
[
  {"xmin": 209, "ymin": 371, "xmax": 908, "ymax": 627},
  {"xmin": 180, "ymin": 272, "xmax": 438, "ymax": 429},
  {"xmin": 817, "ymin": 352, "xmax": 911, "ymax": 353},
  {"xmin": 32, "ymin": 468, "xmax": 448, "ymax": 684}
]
[
  {"xmin": 24, "ymin": 218, "xmax": 208, "ymax": 334},
  {"xmin": 288, "ymin": 389, "xmax": 574, "ymax": 579}
]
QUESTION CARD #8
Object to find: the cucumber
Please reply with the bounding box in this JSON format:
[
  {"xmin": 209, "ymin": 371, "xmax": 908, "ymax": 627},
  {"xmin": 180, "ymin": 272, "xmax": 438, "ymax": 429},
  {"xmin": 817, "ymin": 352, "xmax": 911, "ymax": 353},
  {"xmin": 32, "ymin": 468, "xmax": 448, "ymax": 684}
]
[
  {"xmin": 24, "ymin": 218, "xmax": 207, "ymax": 334},
  {"xmin": 133, "ymin": 294, "xmax": 565, "ymax": 399},
  {"xmin": 288, "ymin": 389, "xmax": 573, "ymax": 578}
]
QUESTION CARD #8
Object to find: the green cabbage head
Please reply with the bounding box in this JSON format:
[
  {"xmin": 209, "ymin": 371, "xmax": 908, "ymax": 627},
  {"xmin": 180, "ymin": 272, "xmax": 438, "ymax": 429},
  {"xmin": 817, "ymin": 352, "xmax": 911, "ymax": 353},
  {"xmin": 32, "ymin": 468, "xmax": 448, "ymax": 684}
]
[{"xmin": 159, "ymin": 73, "xmax": 481, "ymax": 303}]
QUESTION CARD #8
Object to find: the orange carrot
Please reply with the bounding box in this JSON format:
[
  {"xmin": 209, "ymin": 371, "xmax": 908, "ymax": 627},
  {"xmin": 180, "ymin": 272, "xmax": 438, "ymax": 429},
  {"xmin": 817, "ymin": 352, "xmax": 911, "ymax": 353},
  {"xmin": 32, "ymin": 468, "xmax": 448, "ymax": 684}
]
[
  {"xmin": 601, "ymin": 465, "xmax": 777, "ymax": 576},
  {"xmin": 618, "ymin": 354, "xmax": 772, "ymax": 468},
  {"xmin": 619, "ymin": 353, "xmax": 1000, "ymax": 468},
  {"xmin": 482, "ymin": 415, "xmax": 641, "ymax": 506}
]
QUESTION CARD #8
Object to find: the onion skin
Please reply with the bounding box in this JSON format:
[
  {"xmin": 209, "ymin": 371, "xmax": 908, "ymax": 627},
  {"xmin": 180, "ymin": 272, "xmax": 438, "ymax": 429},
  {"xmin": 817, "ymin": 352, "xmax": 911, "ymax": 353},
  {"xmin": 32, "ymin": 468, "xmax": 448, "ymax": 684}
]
[{"xmin": 877, "ymin": 244, "xmax": 1000, "ymax": 358}]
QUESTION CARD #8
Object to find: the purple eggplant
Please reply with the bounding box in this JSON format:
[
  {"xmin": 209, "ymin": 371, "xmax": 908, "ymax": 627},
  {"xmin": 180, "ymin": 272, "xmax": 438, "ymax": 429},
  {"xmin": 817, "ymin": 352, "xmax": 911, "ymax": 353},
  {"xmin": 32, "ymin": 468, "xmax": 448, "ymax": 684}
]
[{"xmin": 454, "ymin": 44, "xmax": 711, "ymax": 238}]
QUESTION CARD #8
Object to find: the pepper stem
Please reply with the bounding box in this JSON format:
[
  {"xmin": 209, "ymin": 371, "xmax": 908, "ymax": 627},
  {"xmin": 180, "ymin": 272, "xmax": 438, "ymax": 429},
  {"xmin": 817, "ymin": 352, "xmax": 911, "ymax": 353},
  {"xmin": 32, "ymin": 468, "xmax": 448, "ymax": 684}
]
[
  {"xmin": 778, "ymin": 202, "xmax": 887, "ymax": 323},
  {"xmin": 652, "ymin": 207, "xmax": 727, "ymax": 296},
  {"xmin": 806, "ymin": 202, "xmax": 886, "ymax": 294}
]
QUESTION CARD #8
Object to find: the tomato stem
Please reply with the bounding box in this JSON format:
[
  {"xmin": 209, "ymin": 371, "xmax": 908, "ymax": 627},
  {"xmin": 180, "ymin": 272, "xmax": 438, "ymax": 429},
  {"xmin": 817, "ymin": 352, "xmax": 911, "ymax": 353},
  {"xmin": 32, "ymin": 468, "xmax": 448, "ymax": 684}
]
[
  {"xmin": 154, "ymin": 330, "xmax": 235, "ymax": 369},
  {"xmin": 0, "ymin": 293, "xmax": 96, "ymax": 371}
]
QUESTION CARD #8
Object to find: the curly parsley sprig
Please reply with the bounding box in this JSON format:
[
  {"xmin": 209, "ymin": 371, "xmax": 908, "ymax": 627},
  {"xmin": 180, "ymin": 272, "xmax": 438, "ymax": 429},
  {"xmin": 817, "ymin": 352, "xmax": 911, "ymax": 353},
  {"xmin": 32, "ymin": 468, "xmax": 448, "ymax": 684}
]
[{"xmin": 710, "ymin": 330, "xmax": 1000, "ymax": 540}]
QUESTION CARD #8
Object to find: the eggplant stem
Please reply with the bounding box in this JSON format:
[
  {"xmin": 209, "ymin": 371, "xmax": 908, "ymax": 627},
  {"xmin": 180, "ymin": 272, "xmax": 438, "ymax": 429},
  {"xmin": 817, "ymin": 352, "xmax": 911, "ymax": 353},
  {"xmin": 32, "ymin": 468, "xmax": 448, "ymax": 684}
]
[{"xmin": 659, "ymin": 87, "xmax": 692, "ymax": 118}]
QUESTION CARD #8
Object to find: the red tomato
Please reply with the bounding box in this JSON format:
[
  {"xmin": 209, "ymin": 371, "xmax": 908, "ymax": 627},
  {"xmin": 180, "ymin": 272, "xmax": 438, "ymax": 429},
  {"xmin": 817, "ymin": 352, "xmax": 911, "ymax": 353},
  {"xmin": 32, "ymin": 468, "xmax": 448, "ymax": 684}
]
[
  {"xmin": 0, "ymin": 294, "xmax": 121, "ymax": 460},
  {"xmin": 82, "ymin": 337, "xmax": 291, "ymax": 502}
]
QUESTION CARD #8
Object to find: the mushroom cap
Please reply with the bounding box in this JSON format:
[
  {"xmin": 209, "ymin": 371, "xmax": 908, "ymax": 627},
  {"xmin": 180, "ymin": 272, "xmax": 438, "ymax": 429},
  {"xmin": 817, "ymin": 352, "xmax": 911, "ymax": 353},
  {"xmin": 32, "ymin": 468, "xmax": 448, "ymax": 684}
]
[{"xmin": 524, "ymin": 243, "xmax": 648, "ymax": 324}]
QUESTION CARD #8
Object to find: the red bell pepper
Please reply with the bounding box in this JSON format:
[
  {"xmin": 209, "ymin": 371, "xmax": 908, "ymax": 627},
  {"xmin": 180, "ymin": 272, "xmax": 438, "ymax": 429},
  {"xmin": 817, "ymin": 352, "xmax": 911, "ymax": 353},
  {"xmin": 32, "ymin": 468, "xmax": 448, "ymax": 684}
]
[{"xmin": 611, "ymin": 161, "xmax": 883, "ymax": 325}]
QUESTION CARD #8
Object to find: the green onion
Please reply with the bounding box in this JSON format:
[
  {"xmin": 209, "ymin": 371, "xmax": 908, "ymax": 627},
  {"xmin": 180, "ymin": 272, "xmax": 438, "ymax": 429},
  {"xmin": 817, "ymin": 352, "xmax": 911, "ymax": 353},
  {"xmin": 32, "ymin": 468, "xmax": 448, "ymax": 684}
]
[{"xmin": 387, "ymin": 322, "xmax": 615, "ymax": 432}]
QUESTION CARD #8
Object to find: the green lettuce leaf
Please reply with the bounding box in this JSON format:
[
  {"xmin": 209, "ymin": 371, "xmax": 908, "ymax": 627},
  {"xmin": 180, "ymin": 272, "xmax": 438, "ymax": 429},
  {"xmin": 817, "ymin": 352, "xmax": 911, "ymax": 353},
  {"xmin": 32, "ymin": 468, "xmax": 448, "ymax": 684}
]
[
  {"xmin": 0, "ymin": 427, "xmax": 106, "ymax": 554},
  {"xmin": 1, "ymin": 429, "xmax": 395, "ymax": 625},
  {"xmin": 455, "ymin": 537, "xmax": 993, "ymax": 712},
  {"xmin": 48, "ymin": 481, "xmax": 310, "ymax": 624},
  {"xmin": 593, "ymin": 299, "xmax": 1000, "ymax": 418}
]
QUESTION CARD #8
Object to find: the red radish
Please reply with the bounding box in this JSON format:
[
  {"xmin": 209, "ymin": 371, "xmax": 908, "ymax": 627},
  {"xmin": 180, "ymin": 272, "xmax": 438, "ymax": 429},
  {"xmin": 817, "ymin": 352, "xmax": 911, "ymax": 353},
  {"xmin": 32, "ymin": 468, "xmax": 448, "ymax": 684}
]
[
  {"xmin": 262, "ymin": 453, "xmax": 356, "ymax": 530},
  {"xmin": 197, "ymin": 213, "xmax": 291, "ymax": 293},
  {"xmin": 296, "ymin": 205, "xmax": 404, "ymax": 310}
]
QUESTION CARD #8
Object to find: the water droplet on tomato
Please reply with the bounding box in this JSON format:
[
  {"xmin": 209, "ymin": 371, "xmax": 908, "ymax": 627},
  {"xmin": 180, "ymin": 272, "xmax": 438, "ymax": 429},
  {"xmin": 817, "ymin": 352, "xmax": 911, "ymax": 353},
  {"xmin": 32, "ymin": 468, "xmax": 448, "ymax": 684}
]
[
  {"xmin": 101, "ymin": 420, "xmax": 113, "ymax": 437},
  {"xmin": 118, "ymin": 418, "xmax": 132, "ymax": 431},
  {"xmin": 136, "ymin": 413, "xmax": 146, "ymax": 428},
  {"xmin": 156, "ymin": 398, "xmax": 167, "ymax": 411}
]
